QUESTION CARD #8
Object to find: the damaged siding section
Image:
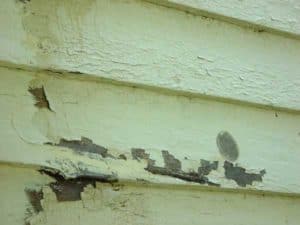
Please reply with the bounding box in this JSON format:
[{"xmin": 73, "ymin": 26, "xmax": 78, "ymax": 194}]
[
  {"xmin": 0, "ymin": 66, "xmax": 299, "ymax": 194},
  {"xmin": 0, "ymin": 165, "xmax": 297, "ymax": 225},
  {"xmin": 145, "ymin": 150, "xmax": 220, "ymax": 186},
  {"xmin": 0, "ymin": 0, "xmax": 300, "ymax": 224},
  {"xmin": 1, "ymin": 0, "xmax": 300, "ymax": 110},
  {"xmin": 46, "ymin": 137, "xmax": 112, "ymax": 158}
]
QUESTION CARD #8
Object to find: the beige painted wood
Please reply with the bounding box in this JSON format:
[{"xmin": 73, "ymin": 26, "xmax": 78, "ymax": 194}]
[
  {"xmin": 149, "ymin": 0, "xmax": 300, "ymax": 37},
  {"xmin": 1, "ymin": 164, "xmax": 300, "ymax": 225},
  {"xmin": 0, "ymin": 0, "xmax": 300, "ymax": 110},
  {"xmin": 1, "ymin": 66, "xmax": 300, "ymax": 194}
]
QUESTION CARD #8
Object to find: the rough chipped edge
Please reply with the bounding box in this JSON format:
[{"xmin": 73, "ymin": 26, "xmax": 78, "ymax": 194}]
[{"xmin": 1, "ymin": 161, "xmax": 299, "ymax": 198}]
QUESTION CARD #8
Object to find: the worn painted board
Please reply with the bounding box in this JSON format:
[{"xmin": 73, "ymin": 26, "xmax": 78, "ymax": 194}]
[
  {"xmin": 0, "ymin": 66, "xmax": 300, "ymax": 194},
  {"xmin": 0, "ymin": 0, "xmax": 300, "ymax": 110},
  {"xmin": 149, "ymin": 0, "xmax": 300, "ymax": 37},
  {"xmin": 1, "ymin": 164, "xmax": 300, "ymax": 225}
]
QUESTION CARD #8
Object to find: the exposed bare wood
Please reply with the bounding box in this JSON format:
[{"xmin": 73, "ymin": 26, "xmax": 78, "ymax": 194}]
[{"xmin": 1, "ymin": 66, "xmax": 300, "ymax": 194}]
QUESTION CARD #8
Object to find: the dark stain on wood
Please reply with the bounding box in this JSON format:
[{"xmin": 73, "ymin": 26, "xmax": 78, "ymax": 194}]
[
  {"xmin": 131, "ymin": 148, "xmax": 150, "ymax": 160},
  {"xmin": 69, "ymin": 71, "xmax": 83, "ymax": 75},
  {"xmin": 224, "ymin": 161, "xmax": 266, "ymax": 187},
  {"xmin": 24, "ymin": 188, "xmax": 44, "ymax": 225},
  {"xmin": 198, "ymin": 159, "xmax": 218, "ymax": 177},
  {"xmin": 131, "ymin": 148, "xmax": 156, "ymax": 167},
  {"xmin": 28, "ymin": 86, "xmax": 52, "ymax": 111},
  {"xmin": 39, "ymin": 169, "xmax": 117, "ymax": 202},
  {"xmin": 39, "ymin": 169, "xmax": 94, "ymax": 201},
  {"xmin": 25, "ymin": 189, "xmax": 43, "ymax": 213},
  {"xmin": 216, "ymin": 131, "xmax": 239, "ymax": 162},
  {"xmin": 162, "ymin": 150, "xmax": 181, "ymax": 172},
  {"xmin": 118, "ymin": 154, "xmax": 127, "ymax": 160},
  {"xmin": 49, "ymin": 180, "xmax": 94, "ymax": 201}
]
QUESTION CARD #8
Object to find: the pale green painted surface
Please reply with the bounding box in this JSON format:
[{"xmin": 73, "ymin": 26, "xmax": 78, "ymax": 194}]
[
  {"xmin": 0, "ymin": 0, "xmax": 300, "ymax": 224},
  {"xmin": 0, "ymin": 66, "xmax": 299, "ymax": 194},
  {"xmin": 1, "ymin": 164, "xmax": 300, "ymax": 225},
  {"xmin": 0, "ymin": 0, "xmax": 300, "ymax": 110}
]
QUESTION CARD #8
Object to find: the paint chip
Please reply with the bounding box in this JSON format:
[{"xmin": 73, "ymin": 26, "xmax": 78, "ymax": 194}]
[
  {"xmin": 39, "ymin": 169, "xmax": 117, "ymax": 202},
  {"xmin": 198, "ymin": 159, "xmax": 218, "ymax": 177},
  {"xmin": 162, "ymin": 150, "xmax": 181, "ymax": 172},
  {"xmin": 46, "ymin": 137, "xmax": 113, "ymax": 158},
  {"xmin": 28, "ymin": 86, "xmax": 52, "ymax": 111},
  {"xmin": 131, "ymin": 148, "xmax": 150, "ymax": 160}
]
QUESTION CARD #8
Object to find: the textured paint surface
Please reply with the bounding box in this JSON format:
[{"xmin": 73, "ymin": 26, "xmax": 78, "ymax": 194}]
[
  {"xmin": 0, "ymin": 67, "xmax": 299, "ymax": 193},
  {"xmin": 1, "ymin": 165, "xmax": 300, "ymax": 225},
  {"xmin": 151, "ymin": 0, "xmax": 300, "ymax": 37},
  {"xmin": 0, "ymin": 0, "xmax": 300, "ymax": 110},
  {"xmin": 0, "ymin": 1, "xmax": 300, "ymax": 223}
]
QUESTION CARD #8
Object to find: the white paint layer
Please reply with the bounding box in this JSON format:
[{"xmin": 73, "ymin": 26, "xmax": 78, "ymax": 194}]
[
  {"xmin": 0, "ymin": 0, "xmax": 300, "ymax": 110},
  {"xmin": 1, "ymin": 164, "xmax": 300, "ymax": 225},
  {"xmin": 0, "ymin": 67, "xmax": 300, "ymax": 194},
  {"xmin": 150, "ymin": 0, "xmax": 300, "ymax": 37}
]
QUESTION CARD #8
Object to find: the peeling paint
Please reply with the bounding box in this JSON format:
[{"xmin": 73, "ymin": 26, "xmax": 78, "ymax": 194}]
[
  {"xmin": 131, "ymin": 148, "xmax": 150, "ymax": 161},
  {"xmin": 24, "ymin": 189, "xmax": 44, "ymax": 225},
  {"xmin": 46, "ymin": 137, "xmax": 114, "ymax": 158},
  {"xmin": 146, "ymin": 150, "xmax": 220, "ymax": 186},
  {"xmin": 41, "ymin": 158, "xmax": 118, "ymax": 182},
  {"xmin": 25, "ymin": 189, "xmax": 43, "ymax": 213},
  {"xmin": 198, "ymin": 159, "xmax": 218, "ymax": 177},
  {"xmin": 162, "ymin": 150, "xmax": 181, "ymax": 172},
  {"xmin": 224, "ymin": 161, "xmax": 266, "ymax": 187},
  {"xmin": 39, "ymin": 169, "xmax": 116, "ymax": 202},
  {"xmin": 28, "ymin": 86, "xmax": 52, "ymax": 111},
  {"xmin": 118, "ymin": 154, "xmax": 127, "ymax": 160},
  {"xmin": 0, "ymin": 164, "xmax": 296, "ymax": 225}
]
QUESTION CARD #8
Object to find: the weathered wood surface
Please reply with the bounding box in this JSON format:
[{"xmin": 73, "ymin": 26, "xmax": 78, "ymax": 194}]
[
  {"xmin": 1, "ymin": 66, "xmax": 299, "ymax": 194},
  {"xmin": 1, "ymin": 164, "xmax": 300, "ymax": 225},
  {"xmin": 0, "ymin": 0, "xmax": 300, "ymax": 110},
  {"xmin": 149, "ymin": 0, "xmax": 300, "ymax": 37},
  {"xmin": 1, "ymin": 1, "xmax": 300, "ymax": 224}
]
